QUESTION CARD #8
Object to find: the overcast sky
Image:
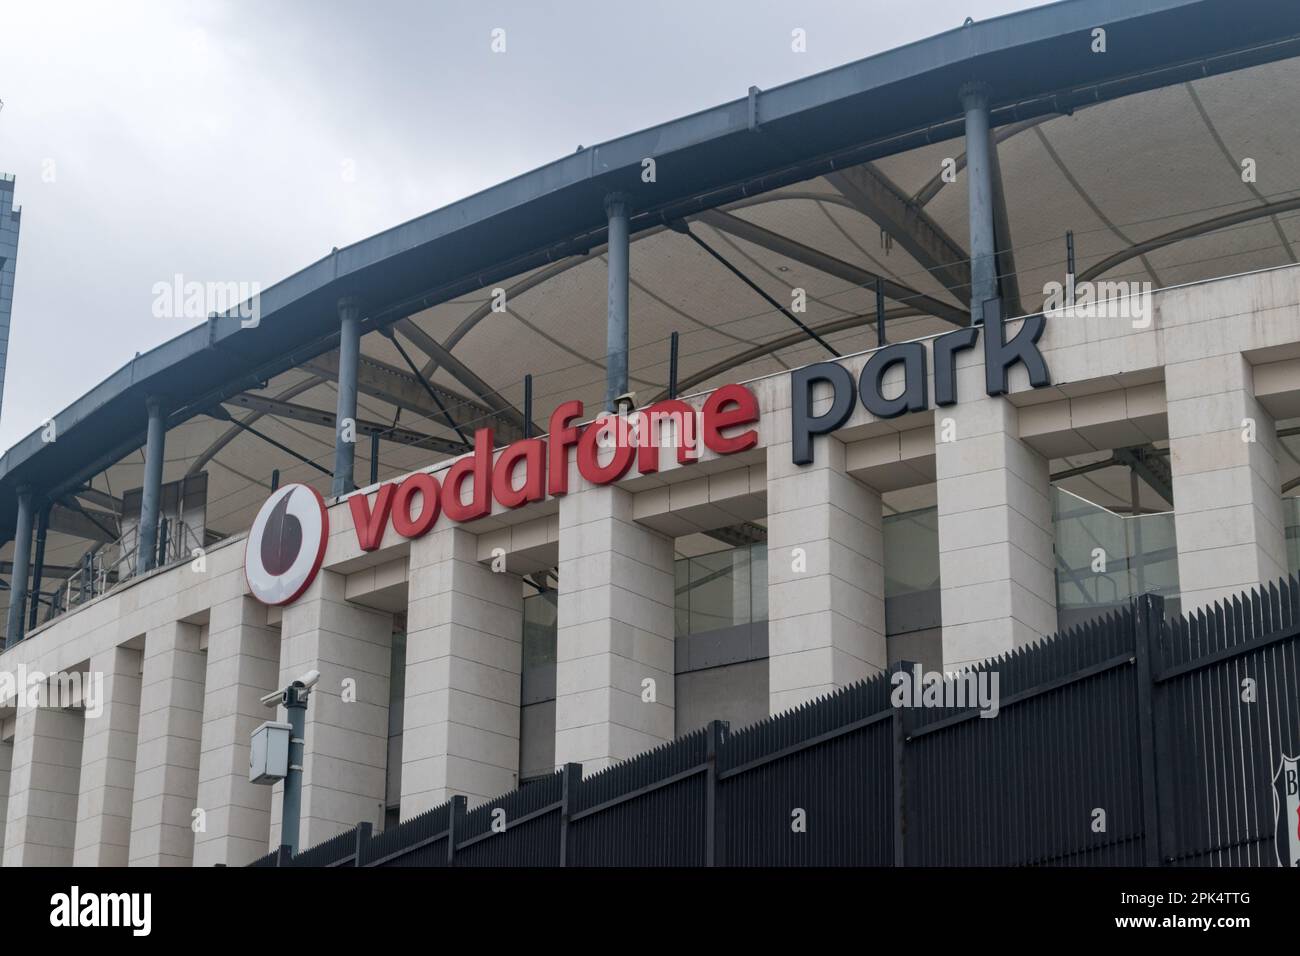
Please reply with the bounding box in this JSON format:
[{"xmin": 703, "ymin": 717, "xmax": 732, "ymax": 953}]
[{"xmin": 0, "ymin": 0, "xmax": 1044, "ymax": 451}]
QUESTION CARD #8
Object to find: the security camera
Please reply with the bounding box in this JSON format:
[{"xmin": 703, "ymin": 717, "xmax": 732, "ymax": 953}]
[
  {"xmin": 260, "ymin": 668, "xmax": 321, "ymax": 708},
  {"xmin": 613, "ymin": 391, "xmax": 637, "ymax": 414}
]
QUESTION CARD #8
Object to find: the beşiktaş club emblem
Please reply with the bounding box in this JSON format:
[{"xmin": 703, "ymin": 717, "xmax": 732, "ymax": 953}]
[
  {"xmin": 1274, "ymin": 753, "xmax": 1300, "ymax": 867},
  {"xmin": 244, "ymin": 483, "xmax": 329, "ymax": 606}
]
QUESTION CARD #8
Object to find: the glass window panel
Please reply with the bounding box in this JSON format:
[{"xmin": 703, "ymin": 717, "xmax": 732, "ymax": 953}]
[
  {"xmin": 1052, "ymin": 486, "xmax": 1182, "ymax": 627},
  {"xmin": 672, "ymin": 542, "xmax": 769, "ymax": 637},
  {"xmin": 1285, "ymin": 497, "xmax": 1300, "ymax": 576},
  {"xmin": 750, "ymin": 544, "xmax": 768, "ymax": 623},
  {"xmin": 882, "ymin": 507, "xmax": 940, "ymax": 597},
  {"xmin": 675, "ymin": 558, "xmax": 690, "ymax": 638},
  {"xmin": 689, "ymin": 551, "xmax": 738, "ymax": 633},
  {"xmin": 522, "ymin": 589, "xmax": 557, "ymax": 669}
]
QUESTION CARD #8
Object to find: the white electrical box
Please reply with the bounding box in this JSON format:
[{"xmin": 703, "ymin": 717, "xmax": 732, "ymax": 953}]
[{"xmin": 249, "ymin": 720, "xmax": 292, "ymax": 784}]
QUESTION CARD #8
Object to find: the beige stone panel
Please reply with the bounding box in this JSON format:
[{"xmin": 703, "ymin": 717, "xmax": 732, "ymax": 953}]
[
  {"xmin": 129, "ymin": 620, "xmax": 205, "ymax": 866},
  {"xmin": 73, "ymin": 645, "xmax": 142, "ymax": 866},
  {"xmin": 555, "ymin": 485, "xmax": 675, "ymax": 773},
  {"xmin": 766, "ymin": 438, "xmax": 885, "ymax": 714},
  {"xmin": 4, "ymin": 704, "xmax": 85, "ymax": 867},
  {"xmin": 935, "ymin": 393, "xmax": 1056, "ymax": 667},
  {"xmin": 193, "ymin": 596, "xmax": 281, "ymax": 867},
  {"xmin": 402, "ymin": 523, "xmax": 522, "ymax": 815},
  {"xmin": 1168, "ymin": 354, "xmax": 1286, "ymax": 612}
]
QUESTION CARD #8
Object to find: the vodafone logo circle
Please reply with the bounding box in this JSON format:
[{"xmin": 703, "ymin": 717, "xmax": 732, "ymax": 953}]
[{"xmin": 244, "ymin": 483, "xmax": 329, "ymax": 606}]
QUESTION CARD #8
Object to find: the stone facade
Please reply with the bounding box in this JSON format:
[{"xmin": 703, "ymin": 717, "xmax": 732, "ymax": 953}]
[{"xmin": 2, "ymin": 266, "xmax": 1299, "ymax": 865}]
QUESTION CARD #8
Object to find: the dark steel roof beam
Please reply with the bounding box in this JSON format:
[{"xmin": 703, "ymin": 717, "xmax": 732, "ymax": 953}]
[
  {"xmin": 392, "ymin": 319, "xmax": 533, "ymax": 438},
  {"xmin": 1114, "ymin": 445, "xmax": 1174, "ymax": 506},
  {"xmin": 49, "ymin": 500, "xmax": 116, "ymax": 544},
  {"xmin": 825, "ymin": 164, "xmax": 971, "ymax": 305},
  {"xmin": 74, "ymin": 486, "xmax": 123, "ymax": 514},
  {"xmin": 223, "ymin": 394, "xmax": 467, "ymax": 456},
  {"xmin": 301, "ymin": 350, "xmax": 501, "ymax": 436},
  {"xmin": 694, "ymin": 209, "xmax": 969, "ymax": 327}
]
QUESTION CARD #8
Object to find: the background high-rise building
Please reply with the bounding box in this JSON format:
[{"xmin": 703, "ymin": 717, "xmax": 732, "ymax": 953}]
[{"xmin": 0, "ymin": 176, "xmax": 18, "ymax": 421}]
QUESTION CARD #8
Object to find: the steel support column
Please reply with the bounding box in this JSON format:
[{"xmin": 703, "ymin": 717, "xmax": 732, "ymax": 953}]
[
  {"xmin": 604, "ymin": 192, "xmax": 631, "ymax": 412},
  {"xmin": 136, "ymin": 396, "xmax": 167, "ymax": 574},
  {"xmin": 960, "ymin": 82, "xmax": 997, "ymax": 323},
  {"xmin": 5, "ymin": 486, "xmax": 33, "ymax": 648},
  {"xmin": 27, "ymin": 502, "xmax": 48, "ymax": 630},
  {"xmin": 332, "ymin": 297, "xmax": 363, "ymax": 497}
]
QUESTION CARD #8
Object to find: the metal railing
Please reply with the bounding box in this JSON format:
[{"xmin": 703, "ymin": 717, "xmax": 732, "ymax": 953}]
[{"xmin": 40, "ymin": 518, "xmax": 206, "ymax": 626}]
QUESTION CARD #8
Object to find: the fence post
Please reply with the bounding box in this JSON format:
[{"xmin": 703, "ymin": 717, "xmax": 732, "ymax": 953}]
[
  {"xmin": 889, "ymin": 661, "xmax": 916, "ymax": 867},
  {"xmin": 706, "ymin": 719, "xmax": 729, "ymax": 867},
  {"xmin": 668, "ymin": 331, "xmax": 679, "ymax": 399},
  {"xmin": 559, "ymin": 762, "xmax": 582, "ymax": 867},
  {"xmin": 1133, "ymin": 592, "xmax": 1167, "ymax": 866},
  {"xmin": 523, "ymin": 374, "xmax": 533, "ymax": 439},
  {"xmin": 156, "ymin": 515, "xmax": 169, "ymax": 568},
  {"xmin": 354, "ymin": 821, "xmax": 372, "ymax": 867},
  {"xmin": 446, "ymin": 795, "xmax": 467, "ymax": 866}
]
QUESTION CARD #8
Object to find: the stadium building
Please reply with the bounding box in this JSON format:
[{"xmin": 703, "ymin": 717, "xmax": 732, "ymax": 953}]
[{"xmin": 2, "ymin": 0, "xmax": 1300, "ymax": 866}]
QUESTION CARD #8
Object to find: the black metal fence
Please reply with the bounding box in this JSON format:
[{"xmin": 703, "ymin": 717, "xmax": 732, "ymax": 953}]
[{"xmin": 253, "ymin": 577, "xmax": 1300, "ymax": 867}]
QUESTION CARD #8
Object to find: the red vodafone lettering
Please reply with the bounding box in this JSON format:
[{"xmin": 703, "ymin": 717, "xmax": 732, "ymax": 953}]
[
  {"xmin": 349, "ymin": 483, "xmax": 394, "ymax": 551},
  {"xmin": 346, "ymin": 383, "xmax": 760, "ymax": 551},
  {"xmin": 548, "ymin": 401, "xmax": 583, "ymax": 496},
  {"xmin": 444, "ymin": 428, "xmax": 494, "ymax": 522},
  {"xmin": 703, "ymin": 383, "xmax": 759, "ymax": 454},
  {"xmin": 576, "ymin": 415, "xmax": 635, "ymax": 485},
  {"xmin": 391, "ymin": 473, "xmax": 441, "ymax": 538},
  {"xmin": 493, "ymin": 438, "xmax": 546, "ymax": 508},
  {"xmin": 636, "ymin": 399, "xmax": 698, "ymax": 475}
]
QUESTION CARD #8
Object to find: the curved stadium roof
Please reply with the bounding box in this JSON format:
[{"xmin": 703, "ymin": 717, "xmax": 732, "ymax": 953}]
[{"xmin": 6, "ymin": 0, "xmax": 1300, "ymax": 613}]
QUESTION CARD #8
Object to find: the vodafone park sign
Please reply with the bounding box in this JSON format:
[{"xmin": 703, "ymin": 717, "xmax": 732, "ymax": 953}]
[{"xmin": 243, "ymin": 323, "xmax": 1049, "ymax": 608}]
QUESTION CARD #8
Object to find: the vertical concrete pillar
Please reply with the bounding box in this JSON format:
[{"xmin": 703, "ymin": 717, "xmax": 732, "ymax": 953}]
[
  {"xmin": 1168, "ymin": 354, "xmax": 1286, "ymax": 611},
  {"xmin": 766, "ymin": 439, "xmax": 886, "ymax": 713},
  {"xmin": 403, "ymin": 524, "xmax": 523, "ymax": 814},
  {"xmin": 604, "ymin": 192, "xmax": 631, "ymax": 412},
  {"xmin": 4, "ymin": 485, "xmax": 33, "ymax": 648},
  {"xmin": 332, "ymin": 297, "xmax": 363, "ymax": 498},
  {"xmin": 193, "ymin": 596, "xmax": 281, "ymax": 866},
  {"xmin": 554, "ymin": 484, "xmax": 675, "ymax": 773},
  {"xmin": 136, "ymin": 396, "xmax": 167, "ymax": 573},
  {"xmin": 934, "ymin": 392, "xmax": 1056, "ymax": 669},
  {"xmin": 129, "ymin": 620, "xmax": 205, "ymax": 866},
  {"xmin": 961, "ymin": 81, "xmax": 997, "ymax": 320},
  {"xmin": 73, "ymin": 645, "xmax": 142, "ymax": 866},
  {"xmin": 3, "ymin": 703, "xmax": 85, "ymax": 866},
  {"xmin": 272, "ymin": 571, "xmax": 391, "ymax": 848}
]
